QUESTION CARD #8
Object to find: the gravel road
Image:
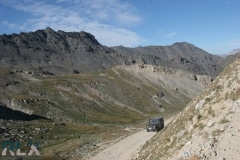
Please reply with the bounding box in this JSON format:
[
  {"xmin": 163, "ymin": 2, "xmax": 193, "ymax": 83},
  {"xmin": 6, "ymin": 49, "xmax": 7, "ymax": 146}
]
[{"xmin": 89, "ymin": 118, "xmax": 174, "ymax": 160}]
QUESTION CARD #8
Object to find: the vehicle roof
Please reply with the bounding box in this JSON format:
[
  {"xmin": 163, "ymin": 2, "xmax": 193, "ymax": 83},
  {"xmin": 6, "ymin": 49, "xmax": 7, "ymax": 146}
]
[{"xmin": 150, "ymin": 117, "xmax": 163, "ymax": 120}]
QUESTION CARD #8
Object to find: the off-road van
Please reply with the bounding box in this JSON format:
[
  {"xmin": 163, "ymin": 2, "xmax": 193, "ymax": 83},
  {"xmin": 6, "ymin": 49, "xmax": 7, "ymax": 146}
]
[{"xmin": 146, "ymin": 117, "xmax": 164, "ymax": 132}]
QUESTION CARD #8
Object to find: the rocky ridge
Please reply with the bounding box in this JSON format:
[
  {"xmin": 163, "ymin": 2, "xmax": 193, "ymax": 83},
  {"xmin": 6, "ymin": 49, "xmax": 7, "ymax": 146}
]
[{"xmin": 0, "ymin": 28, "xmax": 225, "ymax": 77}]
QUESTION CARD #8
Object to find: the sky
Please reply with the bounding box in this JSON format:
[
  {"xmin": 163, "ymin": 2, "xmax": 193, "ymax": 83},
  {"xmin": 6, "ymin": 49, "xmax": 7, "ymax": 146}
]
[{"xmin": 0, "ymin": 0, "xmax": 240, "ymax": 55}]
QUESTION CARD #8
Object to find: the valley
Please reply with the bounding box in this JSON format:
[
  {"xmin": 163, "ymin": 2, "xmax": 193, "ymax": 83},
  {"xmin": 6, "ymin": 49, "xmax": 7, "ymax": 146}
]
[
  {"xmin": 0, "ymin": 63, "xmax": 205, "ymax": 159},
  {"xmin": 0, "ymin": 28, "xmax": 239, "ymax": 159}
]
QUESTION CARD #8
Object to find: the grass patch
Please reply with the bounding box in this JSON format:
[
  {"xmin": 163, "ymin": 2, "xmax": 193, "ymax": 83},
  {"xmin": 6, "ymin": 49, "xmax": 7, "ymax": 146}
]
[
  {"xmin": 197, "ymin": 114, "xmax": 202, "ymax": 120},
  {"xmin": 208, "ymin": 107, "xmax": 216, "ymax": 117},
  {"xmin": 212, "ymin": 129, "xmax": 223, "ymax": 136},
  {"xmin": 0, "ymin": 67, "xmax": 10, "ymax": 75},
  {"xmin": 197, "ymin": 122, "xmax": 205, "ymax": 130},
  {"xmin": 220, "ymin": 118, "xmax": 230, "ymax": 124}
]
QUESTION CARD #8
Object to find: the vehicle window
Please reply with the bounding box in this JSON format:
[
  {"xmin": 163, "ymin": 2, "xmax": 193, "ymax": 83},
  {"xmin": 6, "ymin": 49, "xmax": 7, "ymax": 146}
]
[{"xmin": 149, "ymin": 119, "xmax": 159, "ymax": 124}]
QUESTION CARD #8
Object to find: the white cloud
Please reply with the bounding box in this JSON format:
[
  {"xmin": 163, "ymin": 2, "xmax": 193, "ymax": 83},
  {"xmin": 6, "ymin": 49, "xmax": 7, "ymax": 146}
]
[
  {"xmin": 81, "ymin": 0, "xmax": 141, "ymax": 26},
  {"xmin": 2, "ymin": 21, "xmax": 17, "ymax": 29},
  {"xmin": 166, "ymin": 32, "xmax": 176, "ymax": 38},
  {"xmin": 87, "ymin": 25, "xmax": 145, "ymax": 47},
  {"xmin": 1, "ymin": 0, "xmax": 144, "ymax": 47}
]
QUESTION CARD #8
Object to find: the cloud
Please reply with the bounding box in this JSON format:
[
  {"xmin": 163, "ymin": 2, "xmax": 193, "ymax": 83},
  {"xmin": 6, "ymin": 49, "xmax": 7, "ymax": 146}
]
[
  {"xmin": 1, "ymin": 0, "xmax": 144, "ymax": 47},
  {"xmin": 81, "ymin": 0, "xmax": 141, "ymax": 26},
  {"xmin": 88, "ymin": 25, "xmax": 145, "ymax": 47},
  {"xmin": 165, "ymin": 32, "xmax": 176, "ymax": 38},
  {"xmin": 2, "ymin": 21, "xmax": 17, "ymax": 29}
]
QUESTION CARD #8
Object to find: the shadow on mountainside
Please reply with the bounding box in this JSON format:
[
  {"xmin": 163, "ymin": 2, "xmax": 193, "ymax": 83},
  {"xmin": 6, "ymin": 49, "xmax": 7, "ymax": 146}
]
[{"xmin": 0, "ymin": 105, "xmax": 49, "ymax": 121}]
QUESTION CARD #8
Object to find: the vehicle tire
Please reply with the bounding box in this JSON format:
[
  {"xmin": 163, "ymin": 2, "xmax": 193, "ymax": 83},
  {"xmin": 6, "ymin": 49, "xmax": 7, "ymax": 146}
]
[{"xmin": 147, "ymin": 129, "xmax": 149, "ymax": 132}]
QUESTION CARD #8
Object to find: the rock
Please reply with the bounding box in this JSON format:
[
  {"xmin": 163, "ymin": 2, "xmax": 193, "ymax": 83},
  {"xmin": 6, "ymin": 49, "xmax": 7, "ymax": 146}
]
[
  {"xmin": 157, "ymin": 92, "xmax": 165, "ymax": 98},
  {"xmin": 212, "ymin": 150, "xmax": 217, "ymax": 156},
  {"xmin": 194, "ymin": 75, "xmax": 212, "ymax": 86},
  {"xmin": 73, "ymin": 70, "xmax": 80, "ymax": 74},
  {"xmin": 186, "ymin": 141, "xmax": 192, "ymax": 145},
  {"xmin": 183, "ymin": 151, "xmax": 190, "ymax": 158},
  {"xmin": 177, "ymin": 130, "xmax": 186, "ymax": 138},
  {"xmin": 35, "ymin": 128, "xmax": 41, "ymax": 131},
  {"xmin": 195, "ymin": 99, "xmax": 205, "ymax": 110},
  {"xmin": 207, "ymin": 120, "xmax": 214, "ymax": 127}
]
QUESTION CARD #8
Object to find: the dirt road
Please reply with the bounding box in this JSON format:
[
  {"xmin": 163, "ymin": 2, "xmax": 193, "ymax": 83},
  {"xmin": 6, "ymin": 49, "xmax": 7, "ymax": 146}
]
[{"xmin": 89, "ymin": 118, "xmax": 174, "ymax": 160}]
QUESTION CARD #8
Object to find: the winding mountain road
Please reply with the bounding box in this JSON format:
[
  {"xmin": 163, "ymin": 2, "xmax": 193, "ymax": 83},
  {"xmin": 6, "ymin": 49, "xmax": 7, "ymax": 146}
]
[{"xmin": 89, "ymin": 118, "xmax": 174, "ymax": 160}]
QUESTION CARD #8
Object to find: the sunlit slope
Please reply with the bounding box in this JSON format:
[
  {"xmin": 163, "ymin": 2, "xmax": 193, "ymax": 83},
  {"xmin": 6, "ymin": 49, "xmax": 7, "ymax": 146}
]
[{"xmin": 133, "ymin": 57, "xmax": 240, "ymax": 160}]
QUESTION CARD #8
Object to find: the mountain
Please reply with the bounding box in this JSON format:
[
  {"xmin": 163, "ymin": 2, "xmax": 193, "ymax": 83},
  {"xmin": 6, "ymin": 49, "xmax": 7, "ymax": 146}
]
[
  {"xmin": 0, "ymin": 28, "xmax": 224, "ymax": 77},
  {"xmin": 112, "ymin": 42, "xmax": 223, "ymax": 77},
  {"xmin": 0, "ymin": 27, "xmax": 118, "ymax": 74},
  {"xmin": 132, "ymin": 56, "xmax": 240, "ymax": 160}
]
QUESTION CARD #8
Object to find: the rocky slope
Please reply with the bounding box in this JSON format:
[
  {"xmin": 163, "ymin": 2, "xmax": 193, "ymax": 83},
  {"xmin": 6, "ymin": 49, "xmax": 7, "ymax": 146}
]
[{"xmin": 132, "ymin": 56, "xmax": 240, "ymax": 160}]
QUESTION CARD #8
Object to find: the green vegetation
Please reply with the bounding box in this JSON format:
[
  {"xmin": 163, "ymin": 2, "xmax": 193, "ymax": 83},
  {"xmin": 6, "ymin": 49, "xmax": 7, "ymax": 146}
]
[
  {"xmin": 212, "ymin": 129, "xmax": 223, "ymax": 136},
  {"xmin": 208, "ymin": 107, "xmax": 216, "ymax": 117}
]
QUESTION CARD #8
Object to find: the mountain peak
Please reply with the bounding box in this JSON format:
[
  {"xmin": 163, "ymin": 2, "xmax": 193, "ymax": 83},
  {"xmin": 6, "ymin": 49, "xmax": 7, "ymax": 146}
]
[
  {"xmin": 172, "ymin": 41, "xmax": 193, "ymax": 46},
  {"xmin": 45, "ymin": 27, "xmax": 55, "ymax": 32}
]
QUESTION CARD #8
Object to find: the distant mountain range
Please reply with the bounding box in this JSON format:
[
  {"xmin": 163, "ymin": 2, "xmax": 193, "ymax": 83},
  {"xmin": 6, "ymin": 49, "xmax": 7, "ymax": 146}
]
[{"xmin": 0, "ymin": 27, "xmax": 232, "ymax": 77}]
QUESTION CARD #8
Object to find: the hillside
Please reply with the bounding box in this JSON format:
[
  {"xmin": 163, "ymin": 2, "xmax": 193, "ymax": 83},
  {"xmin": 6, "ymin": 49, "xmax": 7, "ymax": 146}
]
[
  {"xmin": 132, "ymin": 57, "xmax": 240, "ymax": 160},
  {"xmin": 0, "ymin": 64, "xmax": 206, "ymax": 123}
]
